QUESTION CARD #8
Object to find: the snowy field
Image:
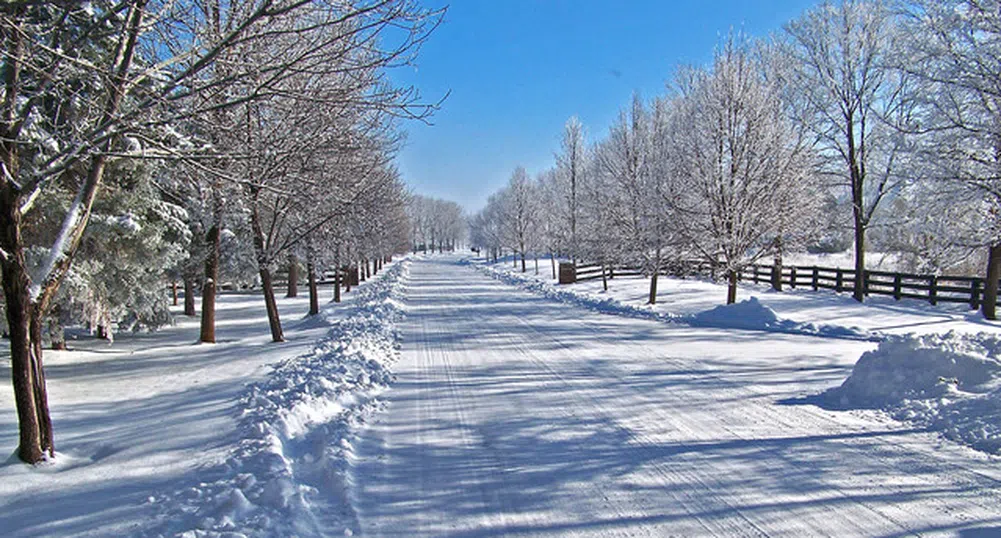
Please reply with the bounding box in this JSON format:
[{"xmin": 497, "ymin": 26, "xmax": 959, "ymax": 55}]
[
  {"xmin": 2, "ymin": 254, "xmax": 1001, "ymax": 537},
  {"xmin": 482, "ymin": 256, "xmax": 1001, "ymax": 337},
  {"xmin": 0, "ymin": 261, "xmax": 408, "ymax": 537}
]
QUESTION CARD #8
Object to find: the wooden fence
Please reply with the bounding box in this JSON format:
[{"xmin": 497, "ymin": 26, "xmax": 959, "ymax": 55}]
[{"xmin": 569, "ymin": 260, "xmax": 992, "ymax": 310}]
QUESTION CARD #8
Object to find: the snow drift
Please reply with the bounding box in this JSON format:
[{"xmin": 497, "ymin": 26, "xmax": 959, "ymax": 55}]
[
  {"xmin": 150, "ymin": 260, "xmax": 409, "ymax": 538},
  {"xmin": 689, "ymin": 296, "xmax": 870, "ymax": 339},
  {"xmin": 823, "ymin": 332, "xmax": 1001, "ymax": 454}
]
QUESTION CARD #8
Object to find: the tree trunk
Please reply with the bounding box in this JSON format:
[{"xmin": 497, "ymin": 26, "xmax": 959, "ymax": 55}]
[
  {"xmin": 983, "ymin": 242, "xmax": 1001, "ymax": 320},
  {"xmin": 727, "ymin": 270, "xmax": 738, "ymax": 304},
  {"xmin": 96, "ymin": 325, "xmax": 109, "ymax": 340},
  {"xmin": 534, "ymin": 255, "xmax": 538, "ymax": 275},
  {"xmin": 258, "ymin": 267, "xmax": 285, "ymax": 342},
  {"xmin": 550, "ymin": 252, "xmax": 556, "ymax": 280},
  {"xmin": 249, "ymin": 191, "xmax": 284, "ymax": 343},
  {"xmin": 649, "ymin": 271, "xmax": 659, "ymax": 305},
  {"xmin": 199, "ymin": 213, "xmax": 220, "ymax": 343},
  {"xmin": 334, "ymin": 245, "xmax": 342, "ymax": 303},
  {"xmin": 307, "ymin": 260, "xmax": 319, "ymax": 316},
  {"xmin": 359, "ymin": 261, "xmax": 366, "ymax": 282},
  {"xmin": 521, "ymin": 250, "xmax": 526, "ymax": 273},
  {"xmin": 183, "ymin": 278, "xmax": 196, "ymax": 316},
  {"xmin": 772, "ymin": 247, "xmax": 783, "ymax": 292},
  {"xmin": 286, "ymin": 254, "xmax": 298, "ymax": 298},
  {"xmin": 171, "ymin": 281, "xmax": 178, "ymax": 306},
  {"xmin": 28, "ymin": 308, "xmax": 53, "ymax": 458},
  {"xmin": 601, "ymin": 263, "xmax": 608, "ymax": 291},
  {"xmin": 852, "ymin": 220, "xmax": 865, "ymax": 302},
  {"xmin": 0, "ymin": 206, "xmax": 45, "ymax": 463}
]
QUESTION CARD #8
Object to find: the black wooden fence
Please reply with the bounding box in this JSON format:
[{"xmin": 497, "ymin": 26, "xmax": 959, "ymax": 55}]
[{"xmin": 568, "ymin": 260, "xmax": 992, "ymax": 310}]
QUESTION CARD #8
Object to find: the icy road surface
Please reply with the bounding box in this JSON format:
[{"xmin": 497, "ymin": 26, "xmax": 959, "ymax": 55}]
[{"xmin": 353, "ymin": 257, "xmax": 1001, "ymax": 537}]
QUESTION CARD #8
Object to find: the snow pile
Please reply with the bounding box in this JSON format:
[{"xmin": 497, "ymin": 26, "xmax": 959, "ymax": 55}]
[
  {"xmin": 474, "ymin": 261, "xmax": 872, "ymax": 341},
  {"xmin": 824, "ymin": 332, "xmax": 1001, "ymax": 454},
  {"xmin": 689, "ymin": 297, "xmax": 871, "ymax": 339},
  {"xmin": 150, "ymin": 260, "xmax": 409, "ymax": 538}
]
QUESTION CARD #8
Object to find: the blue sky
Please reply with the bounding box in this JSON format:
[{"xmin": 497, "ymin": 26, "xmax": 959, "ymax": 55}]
[{"xmin": 392, "ymin": 0, "xmax": 819, "ymax": 213}]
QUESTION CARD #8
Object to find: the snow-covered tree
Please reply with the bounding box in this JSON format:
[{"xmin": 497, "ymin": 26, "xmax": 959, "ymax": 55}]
[
  {"xmin": 897, "ymin": 0, "xmax": 1001, "ymax": 318},
  {"xmin": 780, "ymin": 0, "xmax": 909, "ymax": 302},
  {"xmin": 670, "ymin": 35, "xmax": 815, "ymax": 304}
]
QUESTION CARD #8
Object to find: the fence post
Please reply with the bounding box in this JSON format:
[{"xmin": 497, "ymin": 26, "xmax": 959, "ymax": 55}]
[
  {"xmin": 929, "ymin": 275, "xmax": 938, "ymax": 306},
  {"xmin": 836, "ymin": 269, "xmax": 843, "ymax": 293},
  {"xmin": 971, "ymin": 279, "xmax": 982, "ymax": 310},
  {"xmin": 893, "ymin": 274, "xmax": 902, "ymax": 301},
  {"xmin": 790, "ymin": 267, "xmax": 797, "ymax": 289},
  {"xmin": 812, "ymin": 267, "xmax": 819, "ymax": 291}
]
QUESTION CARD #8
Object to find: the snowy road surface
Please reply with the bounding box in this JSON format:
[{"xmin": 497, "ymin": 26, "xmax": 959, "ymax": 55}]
[{"xmin": 354, "ymin": 256, "xmax": 1001, "ymax": 537}]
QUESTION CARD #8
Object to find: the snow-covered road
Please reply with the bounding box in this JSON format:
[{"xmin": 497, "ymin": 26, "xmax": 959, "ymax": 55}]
[{"xmin": 354, "ymin": 256, "xmax": 1001, "ymax": 537}]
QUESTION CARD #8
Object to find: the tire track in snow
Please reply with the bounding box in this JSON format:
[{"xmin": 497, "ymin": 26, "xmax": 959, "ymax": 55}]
[
  {"xmin": 491, "ymin": 267, "xmax": 1001, "ymax": 536},
  {"xmin": 354, "ymin": 258, "xmax": 1001, "ymax": 537}
]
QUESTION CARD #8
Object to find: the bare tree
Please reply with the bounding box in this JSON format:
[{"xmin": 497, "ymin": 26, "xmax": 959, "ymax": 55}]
[
  {"xmin": 671, "ymin": 35, "xmax": 814, "ymax": 304},
  {"xmin": 898, "ymin": 0, "xmax": 1001, "ymax": 318},
  {"xmin": 781, "ymin": 0, "xmax": 908, "ymax": 302}
]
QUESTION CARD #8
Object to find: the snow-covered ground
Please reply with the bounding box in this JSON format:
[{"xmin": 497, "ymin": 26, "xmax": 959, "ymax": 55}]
[
  {"xmin": 4, "ymin": 253, "xmax": 1001, "ymax": 537},
  {"xmin": 476, "ymin": 256, "xmax": 1001, "ymax": 459},
  {"xmin": 0, "ymin": 261, "xmax": 408, "ymax": 537},
  {"xmin": 353, "ymin": 255, "xmax": 1001, "ymax": 536},
  {"xmin": 480, "ymin": 256, "xmax": 1001, "ymax": 338}
]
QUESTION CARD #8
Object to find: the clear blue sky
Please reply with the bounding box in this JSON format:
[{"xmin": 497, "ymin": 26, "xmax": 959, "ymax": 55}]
[{"xmin": 392, "ymin": 0, "xmax": 819, "ymax": 213}]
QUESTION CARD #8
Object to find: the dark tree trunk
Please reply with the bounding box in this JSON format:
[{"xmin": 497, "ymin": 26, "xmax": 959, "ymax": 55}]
[
  {"xmin": 28, "ymin": 309, "xmax": 53, "ymax": 458},
  {"xmin": 258, "ymin": 267, "xmax": 285, "ymax": 342},
  {"xmin": 649, "ymin": 271, "xmax": 659, "ymax": 305},
  {"xmin": 772, "ymin": 249, "xmax": 783, "ymax": 292},
  {"xmin": 601, "ymin": 263, "xmax": 608, "ymax": 291},
  {"xmin": 0, "ymin": 206, "xmax": 44, "ymax": 463},
  {"xmin": 334, "ymin": 245, "xmax": 342, "ymax": 303},
  {"xmin": 852, "ymin": 217, "xmax": 865, "ymax": 302},
  {"xmin": 983, "ymin": 242, "xmax": 1001, "ymax": 320},
  {"xmin": 520, "ymin": 250, "xmax": 526, "ymax": 273},
  {"xmin": 249, "ymin": 190, "xmax": 284, "ymax": 343},
  {"xmin": 286, "ymin": 254, "xmax": 298, "ymax": 298},
  {"xmin": 183, "ymin": 278, "xmax": 196, "ymax": 316},
  {"xmin": 307, "ymin": 260, "xmax": 319, "ymax": 316},
  {"xmin": 96, "ymin": 325, "xmax": 109, "ymax": 340},
  {"xmin": 359, "ymin": 261, "xmax": 366, "ymax": 282},
  {"xmin": 171, "ymin": 281, "xmax": 178, "ymax": 306},
  {"xmin": 199, "ymin": 217, "xmax": 220, "ymax": 343},
  {"xmin": 550, "ymin": 252, "xmax": 556, "ymax": 279},
  {"xmin": 727, "ymin": 270, "xmax": 738, "ymax": 304}
]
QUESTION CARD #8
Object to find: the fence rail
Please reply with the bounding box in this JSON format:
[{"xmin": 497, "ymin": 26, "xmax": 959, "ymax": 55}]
[{"xmin": 567, "ymin": 260, "xmax": 993, "ymax": 309}]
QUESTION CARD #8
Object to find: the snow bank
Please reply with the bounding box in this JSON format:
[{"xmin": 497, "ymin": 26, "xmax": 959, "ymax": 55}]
[
  {"xmin": 473, "ymin": 261, "xmax": 873, "ymax": 341},
  {"xmin": 689, "ymin": 297, "xmax": 871, "ymax": 339},
  {"xmin": 824, "ymin": 332, "xmax": 1001, "ymax": 454},
  {"xmin": 150, "ymin": 260, "xmax": 410, "ymax": 538}
]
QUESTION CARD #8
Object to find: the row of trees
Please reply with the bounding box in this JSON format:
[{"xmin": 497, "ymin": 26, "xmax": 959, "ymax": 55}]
[
  {"xmin": 406, "ymin": 194, "xmax": 465, "ymax": 252},
  {"xmin": 2, "ymin": 1, "xmax": 441, "ymax": 463},
  {"xmin": 471, "ymin": 0, "xmax": 1001, "ymax": 318}
]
